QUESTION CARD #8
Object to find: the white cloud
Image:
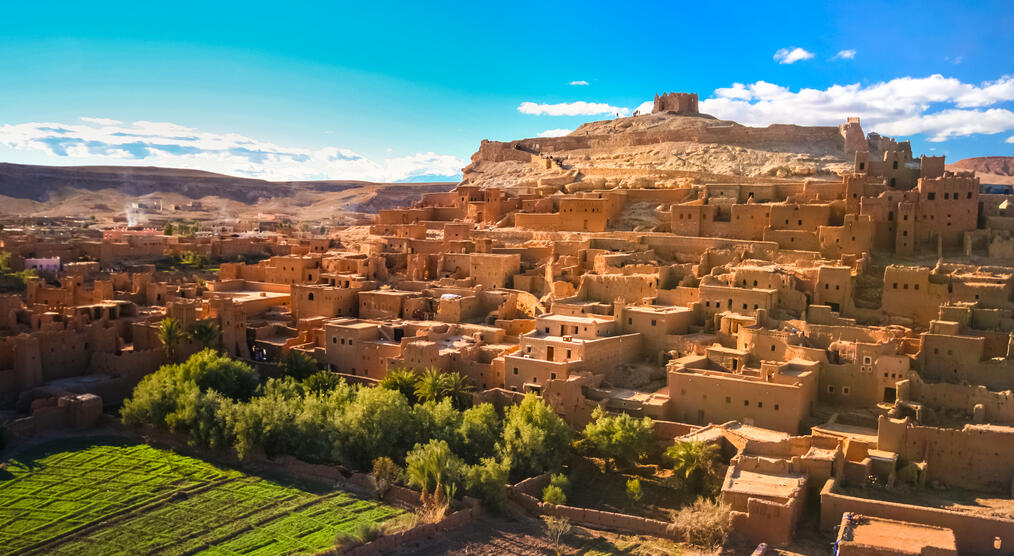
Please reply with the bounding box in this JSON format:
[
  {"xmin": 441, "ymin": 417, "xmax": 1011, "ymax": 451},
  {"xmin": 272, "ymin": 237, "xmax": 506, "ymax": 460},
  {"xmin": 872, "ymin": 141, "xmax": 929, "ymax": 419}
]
[
  {"xmin": 698, "ymin": 74, "xmax": 1014, "ymax": 141},
  {"xmin": 1005, "ymin": 135, "xmax": 1014, "ymax": 143},
  {"xmin": 80, "ymin": 116, "xmax": 122, "ymax": 125},
  {"xmin": 569, "ymin": 80, "xmax": 589, "ymax": 86},
  {"xmin": 518, "ymin": 101, "xmax": 630, "ymax": 117},
  {"xmin": 0, "ymin": 119, "xmax": 466, "ymax": 182},
  {"xmin": 634, "ymin": 101, "xmax": 654, "ymax": 115},
  {"xmin": 833, "ymin": 49, "xmax": 856, "ymax": 60},
  {"xmin": 773, "ymin": 47, "xmax": 814, "ymax": 64},
  {"xmin": 537, "ymin": 128, "xmax": 572, "ymax": 138}
]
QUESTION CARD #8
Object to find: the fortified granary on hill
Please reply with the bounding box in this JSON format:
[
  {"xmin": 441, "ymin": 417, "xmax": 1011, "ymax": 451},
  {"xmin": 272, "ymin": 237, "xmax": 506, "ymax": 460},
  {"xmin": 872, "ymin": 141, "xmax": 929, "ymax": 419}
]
[{"xmin": 3, "ymin": 93, "xmax": 1013, "ymax": 552}]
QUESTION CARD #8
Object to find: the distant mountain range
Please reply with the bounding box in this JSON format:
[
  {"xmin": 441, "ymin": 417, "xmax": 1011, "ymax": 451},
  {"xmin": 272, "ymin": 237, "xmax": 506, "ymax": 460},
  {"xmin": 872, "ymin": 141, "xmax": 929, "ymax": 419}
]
[{"xmin": 0, "ymin": 162, "xmax": 457, "ymax": 220}]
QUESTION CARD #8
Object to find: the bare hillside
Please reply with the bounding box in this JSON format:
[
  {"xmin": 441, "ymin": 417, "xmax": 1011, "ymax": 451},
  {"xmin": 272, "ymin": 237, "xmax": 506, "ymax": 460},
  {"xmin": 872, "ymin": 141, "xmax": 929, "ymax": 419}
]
[{"xmin": 461, "ymin": 112, "xmax": 856, "ymax": 190}]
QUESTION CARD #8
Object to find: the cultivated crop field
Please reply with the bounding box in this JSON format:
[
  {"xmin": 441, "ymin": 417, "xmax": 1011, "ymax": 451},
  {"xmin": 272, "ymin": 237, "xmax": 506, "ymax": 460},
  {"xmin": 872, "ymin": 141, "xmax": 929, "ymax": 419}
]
[{"xmin": 0, "ymin": 437, "xmax": 403, "ymax": 555}]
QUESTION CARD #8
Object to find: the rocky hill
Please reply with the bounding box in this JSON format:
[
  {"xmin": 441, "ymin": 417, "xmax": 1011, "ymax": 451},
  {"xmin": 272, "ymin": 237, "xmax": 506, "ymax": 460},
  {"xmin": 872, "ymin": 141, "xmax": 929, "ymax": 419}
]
[
  {"xmin": 948, "ymin": 156, "xmax": 1014, "ymax": 185},
  {"xmin": 0, "ymin": 162, "xmax": 455, "ymax": 220},
  {"xmin": 461, "ymin": 110, "xmax": 858, "ymax": 191}
]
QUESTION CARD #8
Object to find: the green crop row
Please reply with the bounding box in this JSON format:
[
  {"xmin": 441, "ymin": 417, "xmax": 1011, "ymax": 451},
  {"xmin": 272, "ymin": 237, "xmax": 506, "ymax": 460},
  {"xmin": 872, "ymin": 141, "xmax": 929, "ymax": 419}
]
[{"xmin": 2, "ymin": 438, "xmax": 404, "ymax": 556}]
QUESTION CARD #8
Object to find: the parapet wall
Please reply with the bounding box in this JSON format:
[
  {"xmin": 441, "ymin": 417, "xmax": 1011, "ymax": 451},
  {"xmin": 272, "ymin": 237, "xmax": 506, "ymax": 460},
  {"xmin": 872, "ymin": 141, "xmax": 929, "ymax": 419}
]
[{"xmin": 820, "ymin": 478, "xmax": 1014, "ymax": 555}]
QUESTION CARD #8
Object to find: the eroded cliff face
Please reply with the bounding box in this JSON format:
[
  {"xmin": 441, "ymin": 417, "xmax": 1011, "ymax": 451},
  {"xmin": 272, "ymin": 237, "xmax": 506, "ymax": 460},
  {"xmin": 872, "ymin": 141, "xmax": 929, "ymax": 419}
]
[{"xmin": 462, "ymin": 111, "xmax": 857, "ymax": 191}]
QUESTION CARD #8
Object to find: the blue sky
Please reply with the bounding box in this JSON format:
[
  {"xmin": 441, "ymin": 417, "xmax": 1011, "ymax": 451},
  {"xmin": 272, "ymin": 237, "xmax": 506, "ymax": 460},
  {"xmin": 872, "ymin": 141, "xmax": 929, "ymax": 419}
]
[{"xmin": 1, "ymin": 0, "xmax": 1012, "ymax": 181}]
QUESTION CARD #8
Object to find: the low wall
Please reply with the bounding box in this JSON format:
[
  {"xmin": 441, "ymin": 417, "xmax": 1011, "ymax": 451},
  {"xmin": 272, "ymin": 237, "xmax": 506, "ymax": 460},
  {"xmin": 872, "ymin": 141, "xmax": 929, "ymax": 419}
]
[
  {"xmin": 820, "ymin": 478, "xmax": 1014, "ymax": 555},
  {"xmin": 334, "ymin": 505, "xmax": 480, "ymax": 556},
  {"xmin": 7, "ymin": 394, "xmax": 103, "ymax": 441},
  {"xmin": 509, "ymin": 473, "xmax": 675, "ymax": 539}
]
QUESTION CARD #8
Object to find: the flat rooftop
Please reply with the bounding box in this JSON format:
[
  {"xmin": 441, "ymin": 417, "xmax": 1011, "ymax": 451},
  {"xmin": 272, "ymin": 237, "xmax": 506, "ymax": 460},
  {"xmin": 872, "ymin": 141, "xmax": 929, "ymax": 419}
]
[{"xmin": 723, "ymin": 467, "xmax": 804, "ymax": 500}]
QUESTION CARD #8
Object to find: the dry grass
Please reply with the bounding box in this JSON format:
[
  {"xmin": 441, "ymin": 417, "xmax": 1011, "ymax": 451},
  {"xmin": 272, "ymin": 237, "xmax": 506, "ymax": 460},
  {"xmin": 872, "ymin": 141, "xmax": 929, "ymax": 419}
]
[{"xmin": 670, "ymin": 498, "xmax": 731, "ymax": 549}]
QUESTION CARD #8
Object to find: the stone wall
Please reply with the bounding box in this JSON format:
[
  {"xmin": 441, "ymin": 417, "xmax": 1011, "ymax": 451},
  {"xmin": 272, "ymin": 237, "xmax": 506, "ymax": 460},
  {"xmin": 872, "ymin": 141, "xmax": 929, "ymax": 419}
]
[{"xmin": 510, "ymin": 473, "xmax": 675, "ymax": 539}]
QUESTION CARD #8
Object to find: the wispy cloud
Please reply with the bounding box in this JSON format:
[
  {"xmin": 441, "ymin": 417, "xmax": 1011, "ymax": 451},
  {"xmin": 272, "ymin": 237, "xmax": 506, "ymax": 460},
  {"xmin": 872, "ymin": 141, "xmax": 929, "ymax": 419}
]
[
  {"xmin": 773, "ymin": 47, "xmax": 814, "ymax": 64},
  {"xmin": 518, "ymin": 101, "xmax": 629, "ymax": 117},
  {"xmin": 945, "ymin": 55, "xmax": 964, "ymax": 65},
  {"xmin": 537, "ymin": 128, "xmax": 572, "ymax": 137},
  {"xmin": 0, "ymin": 119, "xmax": 466, "ymax": 182},
  {"xmin": 1006, "ymin": 135, "xmax": 1014, "ymax": 143},
  {"xmin": 569, "ymin": 80, "xmax": 590, "ymax": 86},
  {"xmin": 832, "ymin": 49, "xmax": 856, "ymax": 60},
  {"xmin": 701, "ymin": 74, "xmax": 1014, "ymax": 141}
]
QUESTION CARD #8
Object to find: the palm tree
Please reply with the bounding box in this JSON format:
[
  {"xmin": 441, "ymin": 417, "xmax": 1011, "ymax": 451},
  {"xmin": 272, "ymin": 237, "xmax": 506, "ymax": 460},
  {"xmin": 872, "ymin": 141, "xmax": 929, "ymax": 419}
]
[
  {"xmin": 189, "ymin": 320, "xmax": 221, "ymax": 351},
  {"xmin": 281, "ymin": 349, "xmax": 318, "ymax": 380},
  {"xmin": 378, "ymin": 369, "xmax": 419, "ymax": 404},
  {"xmin": 157, "ymin": 317, "xmax": 186, "ymax": 363},
  {"xmin": 406, "ymin": 440, "xmax": 457, "ymax": 507},
  {"xmin": 440, "ymin": 371, "xmax": 473, "ymax": 410},
  {"xmin": 414, "ymin": 368, "xmax": 446, "ymax": 404},
  {"xmin": 666, "ymin": 440, "xmax": 722, "ymax": 496}
]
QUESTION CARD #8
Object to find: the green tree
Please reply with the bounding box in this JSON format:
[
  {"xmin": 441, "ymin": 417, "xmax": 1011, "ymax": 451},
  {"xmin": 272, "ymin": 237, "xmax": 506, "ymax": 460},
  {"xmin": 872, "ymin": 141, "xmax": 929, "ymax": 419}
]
[
  {"xmin": 335, "ymin": 386, "xmax": 415, "ymax": 469},
  {"xmin": 377, "ymin": 368, "xmax": 419, "ymax": 404},
  {"xmin": 281, "ymin": 350, "xmax": 319, "ymax": 380},
  {"xmin": 188, "ymin": 320, "xmax": 221, "ymax": 351},
  {"xmin": 178, "ymin": 348, "xmax": 260, "ymax": 400},
  {"xmin": 497, "ymin": 393, "xmax": 572, "ymax": 478},
  {"xmin": 405, "ymin": 439, "xmax": 464, "ymax": 506},
  {"xmin": 414, "ymin": 399, "xmax": 463, "ymax": 448},
  {"xmin": 666, "ymin": 440, "xmax": 722, "ymax": 497},
  {"xmin": 157, "ymin": 317, "xmax": 186, "ymax": 363},
  {"xmin": 457, "ymin": 403, "xmax": 501, "ymax": 464},
  {"xmin": 581, "ymin": 406, "xmax": 654, "ymax": 470},
  {"xmin": 163, "ymin": 222, "xmax": 174, "ymax": 236}
]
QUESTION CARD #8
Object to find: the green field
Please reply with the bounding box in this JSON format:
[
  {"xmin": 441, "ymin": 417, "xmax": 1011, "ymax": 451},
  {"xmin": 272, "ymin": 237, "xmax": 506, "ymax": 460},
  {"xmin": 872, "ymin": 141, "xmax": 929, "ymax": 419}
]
[{"xmin": 0, "ymin": 437, "xmax": 404, "ymax": 555}]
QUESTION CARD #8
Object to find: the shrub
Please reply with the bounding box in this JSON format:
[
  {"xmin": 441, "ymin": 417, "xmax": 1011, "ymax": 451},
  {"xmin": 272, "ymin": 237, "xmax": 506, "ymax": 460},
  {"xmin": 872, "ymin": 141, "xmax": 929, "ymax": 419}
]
[
  {"xmin": 464, "ymin": 456, "xmax": 510, "ymax": 510},
  {"xmin": 542, "ymin": 484, "xmax": 566, "ymax": 505},
  {"xmin": 353, "ymin": 521, "xmax": 382, "ymax": 543},
  {"xmin": 548, "ymin": 473, "xmax": 570, "ymax": 493},
  {"xmin": 626, "ymin": 478, "xmax": 643, "ymax": 502},
  {"xmin": 372, "ymin": 456, "xmax": 402, "ymax": 498},
  {"xmin": 671, "ymin": 498, "xmax": 731, "ymax": 548},
  {"xmin": 543, "ymin": 516, "xmax": 571, "ymax": 554}
]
